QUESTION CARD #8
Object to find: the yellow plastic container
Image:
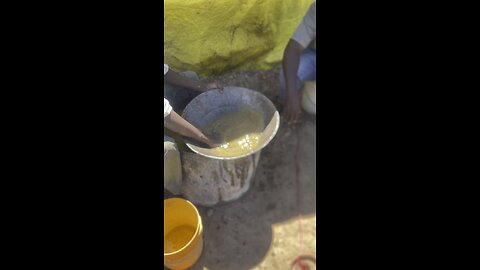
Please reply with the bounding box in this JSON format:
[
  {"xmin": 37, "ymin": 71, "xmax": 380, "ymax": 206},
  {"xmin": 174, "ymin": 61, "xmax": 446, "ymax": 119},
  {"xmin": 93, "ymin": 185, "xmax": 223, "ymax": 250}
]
[{"xmin": 164, "ymin": 198, "xmax": 204, "ymax": 270}]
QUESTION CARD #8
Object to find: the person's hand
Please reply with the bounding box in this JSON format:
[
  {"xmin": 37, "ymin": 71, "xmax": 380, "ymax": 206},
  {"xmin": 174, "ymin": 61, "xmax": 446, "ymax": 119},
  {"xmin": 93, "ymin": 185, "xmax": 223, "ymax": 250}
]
[
  {"xmin": 198, "ymin": 133, "xmax": 221, "ymax": 148},
  {"xmin": 205, "ymin": 136, "xmax": 222, "ymax": 148},
  {"xmin": 283, "ymin": 91, "xmax": 301, "ymax": 124},
  {"xmin": 207, "ymin": 140, "xmax": 221, "ymax": 148}
]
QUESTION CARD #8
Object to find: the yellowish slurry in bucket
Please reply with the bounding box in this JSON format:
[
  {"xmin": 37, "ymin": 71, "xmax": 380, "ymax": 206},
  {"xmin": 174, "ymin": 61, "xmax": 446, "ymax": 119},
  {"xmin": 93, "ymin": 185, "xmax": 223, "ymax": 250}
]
[
  {"xmin": 164, "ymin": 225, "xmax": 196, "ymax": 253},
  {"xmin": 203, "ymin": 108, "xmax": 265, "ymax": 157}
]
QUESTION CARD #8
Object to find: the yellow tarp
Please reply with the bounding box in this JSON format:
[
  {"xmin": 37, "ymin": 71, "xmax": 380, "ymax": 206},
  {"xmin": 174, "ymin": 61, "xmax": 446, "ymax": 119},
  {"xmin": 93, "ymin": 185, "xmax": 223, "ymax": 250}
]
[{"xmin": 164, "ymin": 0, "xmax": 315, "ymax": 77}]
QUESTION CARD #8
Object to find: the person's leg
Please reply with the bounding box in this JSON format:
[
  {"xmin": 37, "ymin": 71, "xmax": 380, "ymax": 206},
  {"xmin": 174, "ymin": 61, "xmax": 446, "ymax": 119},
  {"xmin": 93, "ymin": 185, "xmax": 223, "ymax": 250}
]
[
  {"xmin": 164, "ymin": 136, "xmax": 182, "ymax": 195},
  {"xmin": 279, "ymin": 49, "xmax": 317, "ymax": 103},
  {"xmin": 164, "ymin": 71, "xmax": 201, "ymax": 113}
]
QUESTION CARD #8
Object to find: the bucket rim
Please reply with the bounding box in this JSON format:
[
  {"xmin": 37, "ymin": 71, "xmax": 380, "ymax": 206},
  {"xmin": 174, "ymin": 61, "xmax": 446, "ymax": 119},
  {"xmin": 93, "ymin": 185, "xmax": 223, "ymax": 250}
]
[
  {"xmin": 164, "ymin": 198, "xmax": 203, "ymax": 256},
  {"xmin": 182, "ymin": 87, "xmax": 280, "ymax": 160}
]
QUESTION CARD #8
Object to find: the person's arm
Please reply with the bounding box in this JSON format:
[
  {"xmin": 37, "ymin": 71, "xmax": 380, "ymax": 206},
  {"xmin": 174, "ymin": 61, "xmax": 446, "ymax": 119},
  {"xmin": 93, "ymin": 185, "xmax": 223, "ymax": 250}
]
[
  {"xmin": 164, "ymin": 110, "xmax": 219, "ymax": 148},
  {"xmin": 282, "ymin": 39, "xmax": 305, "ymax": 123},
  {"xmin": 282, "ymin": 3, "xmax": 316, "ymax": 124},
  {"xmin": 164, "ymin": 69, "xmax": 222, "ymax": 93}
]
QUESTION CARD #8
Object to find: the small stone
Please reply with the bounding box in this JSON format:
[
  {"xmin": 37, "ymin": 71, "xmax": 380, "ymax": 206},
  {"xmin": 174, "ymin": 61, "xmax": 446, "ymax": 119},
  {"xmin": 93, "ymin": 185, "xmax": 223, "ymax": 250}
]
[{"xmin": 207, "ymin": 209, "xmax": 214, "ymax": 217}]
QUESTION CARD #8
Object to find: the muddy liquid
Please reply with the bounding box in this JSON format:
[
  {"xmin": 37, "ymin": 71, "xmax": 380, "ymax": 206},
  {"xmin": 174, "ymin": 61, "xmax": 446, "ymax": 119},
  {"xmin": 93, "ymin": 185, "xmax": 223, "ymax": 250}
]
[
  {"xmin": 202, "ymin": 108, "xmax": 265, "ymax": 157},
  {"xmin": 164, "ymin": 225, "xmax": 196, "ymax": 253}
]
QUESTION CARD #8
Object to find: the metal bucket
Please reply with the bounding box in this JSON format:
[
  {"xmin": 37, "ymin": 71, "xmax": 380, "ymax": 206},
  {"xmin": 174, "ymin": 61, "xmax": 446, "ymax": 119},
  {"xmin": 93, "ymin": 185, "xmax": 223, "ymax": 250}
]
[{"xmin": 180, "ymin": 87, "xmax": 279, "ymax": 206}]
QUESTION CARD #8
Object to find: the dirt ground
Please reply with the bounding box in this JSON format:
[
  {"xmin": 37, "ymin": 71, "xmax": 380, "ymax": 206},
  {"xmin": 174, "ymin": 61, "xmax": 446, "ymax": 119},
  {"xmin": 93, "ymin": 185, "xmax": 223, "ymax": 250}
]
[{"xmin": 166, "ymin": 69, "xmax": 317, "ymax": 270}]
